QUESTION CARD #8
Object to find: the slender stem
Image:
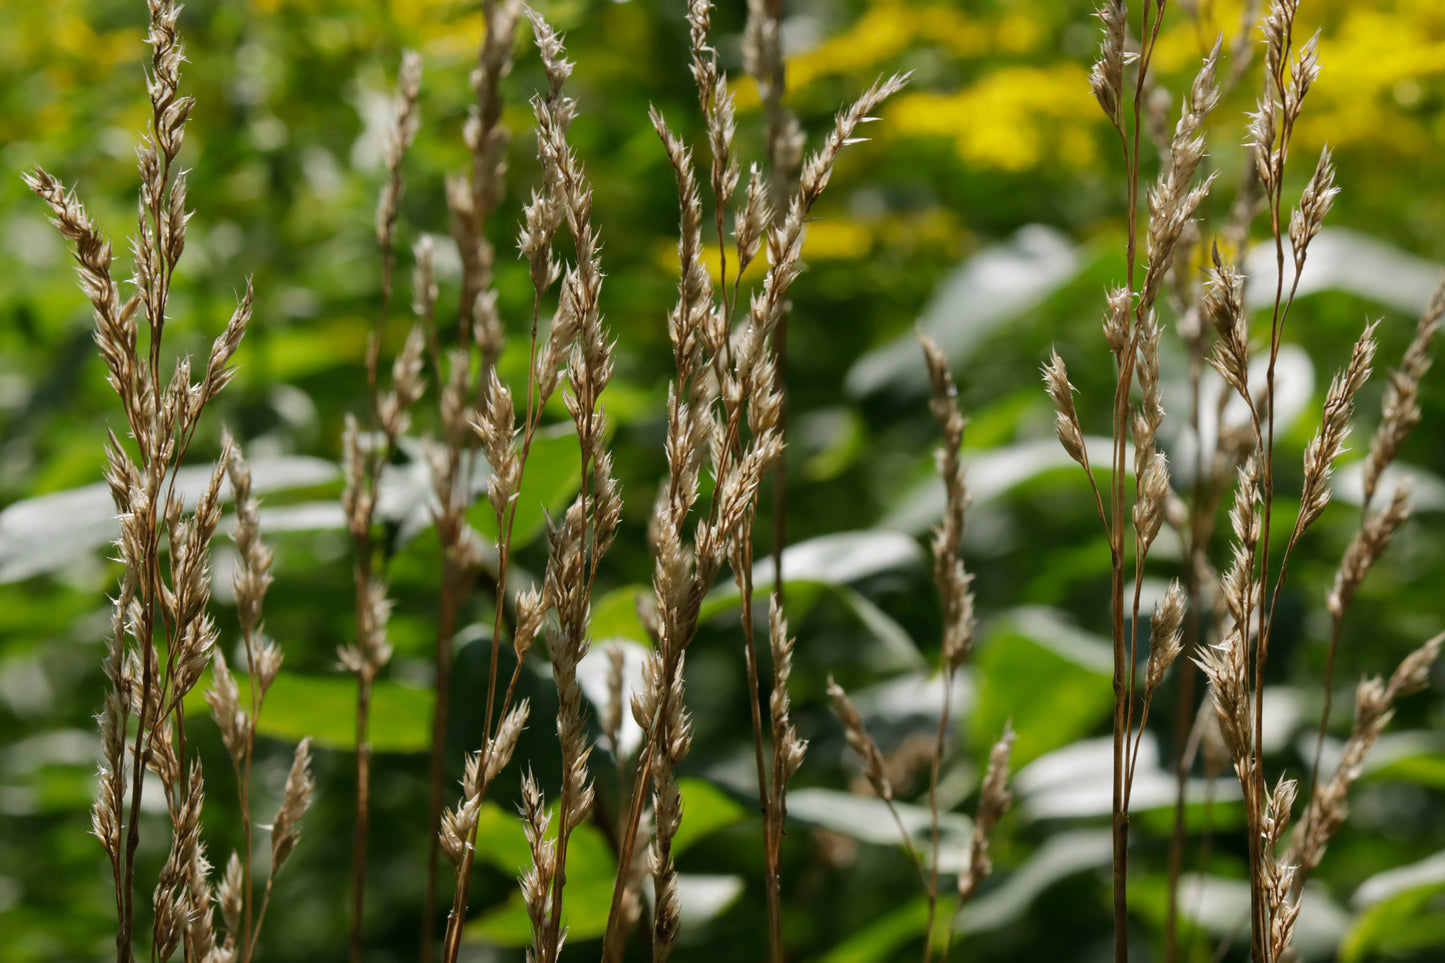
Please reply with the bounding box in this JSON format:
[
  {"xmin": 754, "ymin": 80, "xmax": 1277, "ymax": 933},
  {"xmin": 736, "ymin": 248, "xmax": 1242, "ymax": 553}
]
[
  {"xmin": 241, "ymin": 625, "xmax": 260, "ymax": 958},
  {"xmin": 603, "ymin": 721, "xmax": 661, "ymax": 963},
  {"xmin": 244, "ymin": 876, "xmax": 275, "ymax": 963},
  {"xmin": 923, "ymin": 669, "xmax": 955, "ymax": 962},
  {"xmin": 1165, "ymin": 329, "xmax": 1208, "ymax": 963},
  {"xmin": 444, "ymin": 286, "xmax": 546, "ymax": 963},
  {"xmin": 734, "ymin": 534, "xmax": 779, "ymax": 961},
  {"xmin": 350, "ymin": 666, "xmax": 374, "ymax": 963},
  {"xmin": 1301, "ymin": 610, "xmax": 1345, "ymax": 870},
  {"xmin": 422, "ymin": 560, "xmax": 459, "ymax": 962},
  {"xmin": 119, "ymin": 579, "xmax": 160, "ymax": 963}
]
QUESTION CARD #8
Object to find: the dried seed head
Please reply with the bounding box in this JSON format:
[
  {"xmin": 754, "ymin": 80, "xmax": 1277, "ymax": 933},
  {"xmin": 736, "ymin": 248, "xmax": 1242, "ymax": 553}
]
[
  {"xmin": 959, "ymin": 722, "xmax": 1015, "ymax": 906},
  {"xmin": 485, "ymin": 699, "xmax": 531, "ymax": 785},
  {"xmin": 411, "ymin": 233, "xmax": 437, "ymax": 323},
  {"xmin": 1132, "ymin": 450, "xmax": 1171, "ymax": 550},
  {"xmin": 768, "ymin": 594, "xmax": 807, "ymax": 782},
  {"xmin": 1363, "ymin": 279, "xmax": 1442, "ymax": 505},
  {"xmin": 1102, "ymin": 285, "xmax": 1132, "ymax": 358},
  {"xmin": 219, "ymin": 850, "xmax": 243, "ymax": 939},
  {"xmin": 205, "ymin": 648, "xmax": 248, "ymax": 766},
  {"xmin": 517, "ymin": 770, "xmax": 556, "ymax": 957},
  {"xmin": 376, "ymin": 49, "xmax": 423, "ymax": 249},
  {"xmin": 1299, "ymin": 321, "xmax": 1378, "ymax": 532},
  {"xmin": 269, "ymin": 737, "xmax": 315, "ymax": 873},
  {"xmin": 525, "ymin": 6, "xmax": 574, "ymax": 96},
  {"xmin": 1146, "ymin": 580, "xmax": 1186, "ymax": 694},
  {"xmin": 1328, "ymin": 481, "xmax": 1412, "ymax": 620},
  {"xmin": 1386, "ymin": 630, "xmax": 1443, "ymax": 701},
  {"xmin": 1142, "ymin": 38, "xmax": 1222, "ymax": 309},
  {"xmin": 827, "ymin": 676, "xmax": 893, "ymax": 803},
  {"xmin": 1090, "ymin": 0, "xmax": 1127, "ymax": 123},
  {"xmin": 378, "ymin": 324, "xmax": 428, "ymax": 441},
  {"xmin": 1043, "ymin": 349, "xmax": 1088, "ymax": 468},
  {"xmin": 734, "ymin": 165, "xmax": 771, "ymax": 274},
  {"xmin": 224, "ymin": 431, "xmax": 274, "ymax": 638},
  {"xmin": 1289, "ymin": 146, "xmax": 1338, "ymax": 261}
]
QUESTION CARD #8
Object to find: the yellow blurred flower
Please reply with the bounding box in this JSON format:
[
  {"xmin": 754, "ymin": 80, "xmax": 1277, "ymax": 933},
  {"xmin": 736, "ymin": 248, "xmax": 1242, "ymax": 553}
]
[
  {"xmin": 652, "ymin": 218, "xmax": 875, "ymax": 283},
  {"xmin": 889, "ymin": 65, "xmax": 1098, "ymax": 172},
  {"xmin": 733, "ymin": 0, "xmax": 1039, "ymax": 111}
]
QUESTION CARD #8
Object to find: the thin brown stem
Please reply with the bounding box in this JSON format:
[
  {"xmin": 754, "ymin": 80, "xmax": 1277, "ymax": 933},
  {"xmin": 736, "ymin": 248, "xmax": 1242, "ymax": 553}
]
[
  {"xmin": 244, "ymin": 876, "xmax": 276, "ymax": 963},
  {"xmin": 422, "ymin": 561, "xmax": 459, "ymax": 961},
  {"xmin": 241, "ymin": 626, "xmax": 260, "ymax": 957},
  {"xmin": 734, "ymin": 535, "xmax": 779, "ymax": 961},
  {"xmin": 922, "ymin": 669, "xmax": 955, "ymax": 962},
  {"xmin": 603, "ymin": 719, "xmax": 661, "ymax": 963},
  {"xmin": 350, "ymin": 664, "xmax": 374, "ymax": 963}
]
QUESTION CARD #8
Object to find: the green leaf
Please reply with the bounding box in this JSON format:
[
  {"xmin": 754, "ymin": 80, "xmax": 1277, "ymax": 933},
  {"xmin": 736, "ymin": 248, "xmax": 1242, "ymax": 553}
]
[
  {"xmin": 752, "ymin": 531, "xmax": 923, "ymax": 588},
  {"xmin": 881, "ymin": 437, "xmax": 1119, "ymax": 536},
  {"xmin": 590, "ymin": 584, "xmax": 651, "ymax": 646},
  {"xmin": 960, "ymin": 831, "xmax": 1111, "ymax": 934},
  {"xmin": 1361, "ymin": 732, "xmax": 1445, "ymax": 789},
  {"xmin": 469, "ymin": 802, "xmax": 533, "ymax": 876},
  {"xmin": 1129, "ymin": 873, "xmax": 1348, "ymax": 960},
  {"xmin": 671, "ymin": 778, "xmax": 747, "ymax": 859},
  {"xmin": 973, "ymin": 607, "xmax": 1112, "ymax": 768},
  {"xmin": 0, "ymin": 456, "xmax": 338, "ymax": 582},
  {"xmin": 844, "ymin": 225, "xmax": 1082, "ymax": 399},
  {"xmin": 786, "ymin": 788, "xmax": 973, "ymax": 870},
  {"xmin": 820, "ymin": 897, "xmax": 930, "ymax": 963},
  {"xmin": 472, "ymin": 424, "xmax": 584, "ymax": 550},
  {"xmin": 184, "ymin": 671, "xmax": 433, "ymax": 753},
  {"xmin": 697, "ymin": 578, "xmax": 828, "ymax": 629},
  {"xmin": 464, "ymin": 808, "xmax": 617, "ymax": 947},
  {"xmin": 1344, "ymin": 850, "xmax": 1445, "ymax": 963},
  {"xmin": 836, "ymin": 586, "xmax": 928, "ymax": 672}
]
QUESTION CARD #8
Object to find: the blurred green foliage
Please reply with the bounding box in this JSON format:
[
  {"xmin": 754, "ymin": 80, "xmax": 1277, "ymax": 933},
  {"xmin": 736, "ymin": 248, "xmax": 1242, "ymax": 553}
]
[{"xmin": 3, "ymin": 0, "xmax": 1445, "ymax": 960}]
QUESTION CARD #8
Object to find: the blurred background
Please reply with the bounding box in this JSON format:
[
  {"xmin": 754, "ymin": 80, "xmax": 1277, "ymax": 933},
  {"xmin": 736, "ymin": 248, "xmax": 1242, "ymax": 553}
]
[{"xmin": 3, "ymin": 0, "xmax": 1445, "ymax": 960}]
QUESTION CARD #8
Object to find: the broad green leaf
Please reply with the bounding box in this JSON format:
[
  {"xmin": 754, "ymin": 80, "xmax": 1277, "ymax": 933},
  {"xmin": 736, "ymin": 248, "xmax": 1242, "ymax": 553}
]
[
  {"xmin": 465, "ymin": 874, "xmax": 616, "ymax": 947},
  {"xmin": 464, "ymin": 811, "xmax": 617, "ymax": 947},
  {"xmin": 185, "ymin": 671, "xmax": 433, "ymax": 752},
  {"xmin": 1242, "ymin": 227, "xmax": 1443, "ymax": 316},
  {"xmin": 671, "ymin": 778, "xmax": 746, "ymax": 859},
  {"xmin": 786, "ymin": 788, "xmax": 973, "ymax": 870},
  {"xmin": 751, "ymin": 531, "xmax": 923, "ymax": 588},
  {"xmin": 836, "ymin": 586, "xmax": 928, "ymax": 671},
  {"xmin": 695, "ymin": 531, "xmax": 924, "ymax": 665},
  {"xmin": 823, "ymin": 835, "xmax": 1114, "ymax": 960},
  {"xmin": 1334, "ymin": 461, "xmax": 1445, "ymax": 512},
  {"xmin": 960, "ymin": 831, "xmax": 1111, "ymax": 934},
  {"xmin": 880, "ymin": 436, "xmax": 1120, "ymax": 536},
  {"xmin": 1359, "ymin": 731, "xmax": 1445, "ymax": 789},
  {"xmin": 972, "ymin": 606, "xmax": 1112, "ymax": 768},
  {"xmin": 1343, "ymin": 850, "xmax": 1445, "ymax": 963},
  {"xmin": 255, "ymin": 317, "xmax": 368, "ymax": 379},
  {"xmin": 821, "ymin": 897, "xmax": 930, "ymax": 963},
  {"xmin": 1128, "ymin": 874, "xmax": 1347, "ymax": 961},
  {"xmin": 0, "ymin": 456, "xmax": 338, "ymax": 583},
  {"xmin": 473, "ymin": 424, "xmax": 584, "ymax": 550},
  {"xmin": 796, "ymin": 406, "xmax": 865, "ymax": 482},
  {"xmin": 676, "ymin": 874, "xmax": 745, "ymax": 925},
  {"xmin": 590, "ymin": 585, "xmax": 652, "ymax": 646},
  {"xmin": 470, "ymin": 801, "xmax": 532, "ymax": 875},
  {"xmin": 1016, "ymin": 736, "xmax": 1244, "ymax": 820},
  {"xmin": 845, "ymin": 225, "xmax": 1082, "ymax": 399},
  {"xmin": 697, "ymin": 578, "xmax": 828, "ymax": 626}
]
